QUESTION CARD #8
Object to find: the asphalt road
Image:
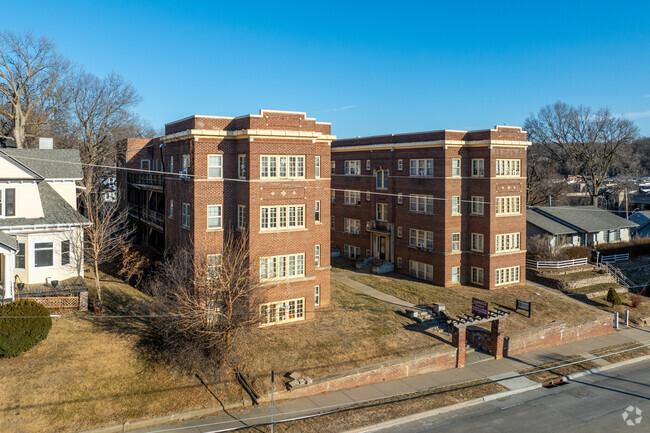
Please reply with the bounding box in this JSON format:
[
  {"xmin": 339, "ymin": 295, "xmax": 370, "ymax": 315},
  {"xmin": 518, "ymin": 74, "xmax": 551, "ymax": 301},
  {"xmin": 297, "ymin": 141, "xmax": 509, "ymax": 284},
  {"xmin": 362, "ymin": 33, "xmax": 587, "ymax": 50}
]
[{"xmin": 378, "ymin": 359, "xmax": 650, "ymax": 433}]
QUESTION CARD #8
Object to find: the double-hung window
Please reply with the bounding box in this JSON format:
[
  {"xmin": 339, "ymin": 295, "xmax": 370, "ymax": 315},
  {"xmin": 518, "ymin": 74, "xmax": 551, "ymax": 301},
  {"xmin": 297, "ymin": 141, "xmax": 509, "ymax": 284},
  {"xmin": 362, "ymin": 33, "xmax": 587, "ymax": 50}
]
[
  {"xmin": 376, "ymin": 203, "xmax": 388, "ymax": 221},
  {"xmin": 471, "ymin": 196, "xmax": 484, "ymax": 215},
  {"xmin": 315, "ymin": 156, "xmax": 321, "ymax": 178},
  {"xmin": 344, "ymin": 218, "xmax": 361, "ymax": 234},
  {"xmin": 238, "ymin": 154, "xmax": 246, "ymax": 179},
  {"xmin": 409, "ymin": 229, "xmax": 433, "ymax": 249},
  {"xmin": 452, "ymin": 233, "xmax": 460, "ymax": 251},
  {"xmin": 181, "ymin": 203, "xmax": 191, "ymax": 229},
  {"xmin": 452, "ymin": 159, "xmax": 461, "ymax": 177},
  {"xmin": 315, "ymin": 245, "xmax": 321, "ymax": 267},
  {"xmin": 207, "ymin": 155, "xmax": 222, "ymax": 178},
  {"xmin": 495, "ymin": 159, "xmax": 520, "ymax": 177},
  {"xmin": 451, "ymin": 196, "xmax": 461, "ymax": 215},
  {"xmin": 181, "ymin": 154, "xmax": 190, "ymax": 178},
  {"xmin": 34, "ymin": 242, "xmax": 54, "ymax": 267},
  {"xmin": 496, "ymin": 233, "xmax": 520, "ymax": 252},
  {"xmin": 471, "ymin": 233, "xmax": 484, "ymax": 252},
  {"xmin": 0, "ymin": 188, "xmax": 16, "ymax": 216},
  {"xmin": 471, "ymin": 159, "xmax": 484, "ymax": 177},
  {"xmin": 376, "ymin": 169, "xmax": 388, "ymax": 189},
  {"xmin": 260, "ymin": 155, "xmax": 305, "ymax": 179},
  {"xmin": 410, "ymin": 159, "xmax": 433, "ymax": 177},
  {"xmin": 207, "ymin": 254, "xmax": 222, "ymax": 277},
  {"xmin": 260, "ymin": 205, "xmax": 305, "ymax": 230},
  {"xmin": 409, "ymin": 260, "xmax": 433, "ymax": 282},
  {"xmin": 409, "ymin": 195, "xmax": 433, "ymax": 214},
  {"xmin": 344, "ymin": 190, "xmax": 361, "ymax": 205},
  {"xmin": 344, "ymin": 160, "xmax": 361, "ymax": 175},
  {"xmin": 61, "ymin": 240, "xmax": 70, "ymax": 265},
  {"xmin": 260, "ymin": 254, "xmax": 304, "ymax": 281},
  {"xmin": 471, "ymin": 267, "xmax": 484, "ymax": 284},
  {"xmin": 315, "ymin": 201, "xmax": 321, "ymax": 223},
  {"xmin": 207, "ymin": 205, "xmax": 222, "ymax": 229},
  {"xmin": 15, "ymin": 243, "xmax": 25, "ymax": 268},
  {"xmin": 237, "ymin": 205, "xmax": 246, "ymax": 230},
  {"xmin": 495, "ymin": 196, "xmax": 521, "ymax": 216}
]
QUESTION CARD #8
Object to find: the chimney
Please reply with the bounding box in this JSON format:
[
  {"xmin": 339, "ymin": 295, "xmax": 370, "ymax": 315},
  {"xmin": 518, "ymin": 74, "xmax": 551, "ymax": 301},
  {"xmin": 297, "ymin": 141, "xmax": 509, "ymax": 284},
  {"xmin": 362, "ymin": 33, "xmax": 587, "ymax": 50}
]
[{"xmin": 38, "ymin": 137, "xmax": 54, "ymax": 149}]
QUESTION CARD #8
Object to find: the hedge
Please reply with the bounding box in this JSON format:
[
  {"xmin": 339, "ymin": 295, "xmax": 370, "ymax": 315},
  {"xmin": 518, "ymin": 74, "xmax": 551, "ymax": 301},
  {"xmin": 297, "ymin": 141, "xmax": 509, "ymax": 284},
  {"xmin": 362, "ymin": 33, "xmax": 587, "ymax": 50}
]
[{"xmin": 0, "ymin": 299, "xmax": 52, "ymax": 358}]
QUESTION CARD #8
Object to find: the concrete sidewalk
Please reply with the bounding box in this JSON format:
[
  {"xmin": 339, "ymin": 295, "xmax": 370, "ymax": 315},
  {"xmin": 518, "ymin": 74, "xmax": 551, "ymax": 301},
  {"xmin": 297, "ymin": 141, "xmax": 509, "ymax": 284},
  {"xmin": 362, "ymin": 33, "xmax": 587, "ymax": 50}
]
[
  {"xmin": 115, "ymin": 325, "xmax": 649, "ymax": 433},
  {"xmin": 331, "ymin": 270, "xmax": 416, "ymax": 310}
]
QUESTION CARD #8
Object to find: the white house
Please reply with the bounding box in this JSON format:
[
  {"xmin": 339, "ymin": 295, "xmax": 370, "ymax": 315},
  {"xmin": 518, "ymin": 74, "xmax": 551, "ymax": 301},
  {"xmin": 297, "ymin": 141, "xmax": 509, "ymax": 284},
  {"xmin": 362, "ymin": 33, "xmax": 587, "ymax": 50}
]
[{"xmin": 0, "ymin": 147, "xmax": 89, "ymax": 304}]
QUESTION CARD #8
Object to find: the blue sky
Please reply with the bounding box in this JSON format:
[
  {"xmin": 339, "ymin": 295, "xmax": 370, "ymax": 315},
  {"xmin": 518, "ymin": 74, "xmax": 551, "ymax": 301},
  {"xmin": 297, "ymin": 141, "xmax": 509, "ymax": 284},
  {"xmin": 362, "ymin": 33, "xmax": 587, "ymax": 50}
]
[{"xmin": 10, "ymin": 0, "xmax": 650, "ymax": 138}]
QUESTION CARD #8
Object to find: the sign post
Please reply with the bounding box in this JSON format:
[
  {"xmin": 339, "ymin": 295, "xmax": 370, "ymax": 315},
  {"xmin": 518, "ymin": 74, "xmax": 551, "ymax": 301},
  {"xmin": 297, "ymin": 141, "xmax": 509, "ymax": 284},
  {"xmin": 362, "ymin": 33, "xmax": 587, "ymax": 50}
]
[
  {"xmin": 471, "ymin": 298, "xmax": 489, "ymax": 318},
  {"xmin": 516, "ymin": 299, "xmax": 532, "ymax": 318},
  {"xmin": 271, "ymin": 370, "xmax": 274, "ymax": 433}
]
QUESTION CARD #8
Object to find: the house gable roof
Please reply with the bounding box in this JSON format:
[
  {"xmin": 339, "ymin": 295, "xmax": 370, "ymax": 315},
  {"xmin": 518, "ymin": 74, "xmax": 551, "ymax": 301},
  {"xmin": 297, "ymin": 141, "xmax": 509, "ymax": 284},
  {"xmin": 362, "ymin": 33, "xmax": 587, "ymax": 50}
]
[
  {"xmin": 526, "ymin": 209, "xmax": 577, "ymax": 235},
  {"xmin": 1, "ymin": 149, "xmax": 83, "ymax": 179},
  {"xmin": 532, "ymin": 206, "xmax": 638, "ymax": 233},
  {"xmin": 629, "ymin": 211, "xmax": 650, "ymax": 230}
]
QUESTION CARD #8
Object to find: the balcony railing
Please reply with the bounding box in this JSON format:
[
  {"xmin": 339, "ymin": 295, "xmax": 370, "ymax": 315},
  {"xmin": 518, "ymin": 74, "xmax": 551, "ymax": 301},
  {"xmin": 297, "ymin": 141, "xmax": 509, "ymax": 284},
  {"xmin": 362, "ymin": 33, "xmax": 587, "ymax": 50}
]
[
  {"xmin": 127, "ymin": 172, "xmax": 164, "ymax": 187},
  {"xmin": 128, "ymin": 204, "xmax": 164, "ymax": 229}
]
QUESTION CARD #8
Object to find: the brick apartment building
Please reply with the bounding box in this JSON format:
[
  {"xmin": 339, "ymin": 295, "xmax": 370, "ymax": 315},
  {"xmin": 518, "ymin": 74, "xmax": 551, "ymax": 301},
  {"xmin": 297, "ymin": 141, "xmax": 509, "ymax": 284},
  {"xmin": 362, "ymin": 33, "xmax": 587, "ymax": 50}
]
[
  {"xmin": 119, "ymin": 110, "xmax": 334, "ymax": 325},
  {"xmin": 331, "ymin": 125, "xmax": 529, "ymax": 290}
]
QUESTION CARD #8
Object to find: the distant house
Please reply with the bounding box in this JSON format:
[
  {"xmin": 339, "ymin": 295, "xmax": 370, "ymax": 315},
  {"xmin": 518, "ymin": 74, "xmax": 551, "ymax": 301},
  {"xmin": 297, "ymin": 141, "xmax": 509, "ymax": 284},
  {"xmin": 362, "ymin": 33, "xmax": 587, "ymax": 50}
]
[
  {"xmin": 526, "ymin": 206, "xmax": 638, "ymax": 248},
  {"xmin": 629, "ymin": 211, "xmax": 650, "ymax": 238},
  {"xmin": 0, "ymin": 145, "xmax": 89, "ymax": 308}
]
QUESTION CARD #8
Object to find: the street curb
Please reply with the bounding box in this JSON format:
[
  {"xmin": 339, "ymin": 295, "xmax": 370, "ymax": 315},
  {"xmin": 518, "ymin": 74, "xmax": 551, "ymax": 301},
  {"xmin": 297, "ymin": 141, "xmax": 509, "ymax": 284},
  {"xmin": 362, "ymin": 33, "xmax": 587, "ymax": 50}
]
[{"xmin": 342, "ymin": 354, "xmax": 650, "ymax": 433}]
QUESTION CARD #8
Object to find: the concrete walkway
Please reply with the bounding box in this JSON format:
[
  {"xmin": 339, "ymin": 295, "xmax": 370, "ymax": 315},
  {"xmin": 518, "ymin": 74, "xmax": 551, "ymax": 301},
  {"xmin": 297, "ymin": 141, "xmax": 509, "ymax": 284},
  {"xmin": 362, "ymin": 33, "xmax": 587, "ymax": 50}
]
[
  {"xmin": 331, "ymin": 270, "xmax": 417, "ymax": 310},
  {"xmin": 120, "ymin": 325, "xmax": 650, "ymax": 433}
]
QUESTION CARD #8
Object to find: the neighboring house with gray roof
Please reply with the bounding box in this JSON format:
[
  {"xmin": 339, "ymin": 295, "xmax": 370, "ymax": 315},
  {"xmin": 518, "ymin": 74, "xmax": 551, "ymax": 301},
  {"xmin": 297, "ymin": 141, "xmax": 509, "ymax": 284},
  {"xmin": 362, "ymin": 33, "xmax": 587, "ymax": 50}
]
[
  {"xmin": 629, "ymin": 211, "xmax": 650, "ymax": 238},
  {"xmin": 0, "ymin": 146, "xmax": 89, "ymax": 305},
  {"xmin": 527, "ymin": 206, "xmax": 638, "ymax": 248}
]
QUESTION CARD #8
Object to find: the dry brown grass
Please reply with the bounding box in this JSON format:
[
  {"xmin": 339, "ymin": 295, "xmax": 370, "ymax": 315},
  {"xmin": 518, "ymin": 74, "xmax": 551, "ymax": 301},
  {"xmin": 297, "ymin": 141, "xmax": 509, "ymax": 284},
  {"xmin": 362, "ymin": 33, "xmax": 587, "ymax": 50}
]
[
  {"xmin": 588, "ymin": 292, "xmax": 650, "ymax": 325},
  {"xmin": 236, "ymin": 379, "xmax": 506, "ymax": 433},
  {"xmin": 350, "ymin": 274, "xmax": 603, "ymax": 334},
  {"xmin": 590, "ymin": 342, "xmax": 650, "ymax": 363},
  {"xmin": 519, "ymin": 355, "xmax": 599, "ymax": 383}
]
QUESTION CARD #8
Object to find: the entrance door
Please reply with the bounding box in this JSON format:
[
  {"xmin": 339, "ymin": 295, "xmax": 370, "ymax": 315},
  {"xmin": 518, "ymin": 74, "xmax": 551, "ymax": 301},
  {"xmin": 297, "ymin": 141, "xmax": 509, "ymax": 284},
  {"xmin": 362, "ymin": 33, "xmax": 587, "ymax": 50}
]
[{"xmin": 373, "ymin": 234, "xmax": 388, "ymax": 261}]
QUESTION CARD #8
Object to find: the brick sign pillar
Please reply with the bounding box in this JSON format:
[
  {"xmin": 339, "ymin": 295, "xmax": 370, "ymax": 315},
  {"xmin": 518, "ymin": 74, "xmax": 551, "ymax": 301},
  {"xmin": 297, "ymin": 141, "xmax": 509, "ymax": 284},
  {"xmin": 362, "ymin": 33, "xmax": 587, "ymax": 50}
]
[
  {"xmin": 452, "ymin": 326, "xmax": 466, "ymax": 368},
  {"xmin": 490, "ymin": 319, "xmax": 505, "ymax": 359}
]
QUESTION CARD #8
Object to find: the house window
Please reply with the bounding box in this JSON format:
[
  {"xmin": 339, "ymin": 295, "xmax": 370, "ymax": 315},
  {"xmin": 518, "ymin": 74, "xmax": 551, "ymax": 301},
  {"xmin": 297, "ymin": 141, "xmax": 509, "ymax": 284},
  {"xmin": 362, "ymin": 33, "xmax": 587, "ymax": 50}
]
[
  {"xmin": 366, "ymin": 192, "xmax": 371, "ymax": 201},
  {"xmin": 260, "ymin": 205, "xmax": 305, "ymax": 230},
  {"xmin": 344, "ymin": 160, "xmax": 361, "ymax": 175},
  {"xmin": 4, "ymin": 188, "xmax": 15, "ymax": 216},
  {"xmin": 34, "ymin": 242, "xmax": 54, "ymax": 267},
  {"xmin": 344, "ymin": 244, "xmax": 361, "ymax": 259},
  {"xmin": 496, "ymin": 233, "xmax": 520, "ymax": 252},
  {"xmin": 331, "ymin": 216, "xmax": 335, "ymax": 230},
  {"xmin": 207, "ymin": 205, "xmax": 222, "ymax": 229},
  {"xmin": 314, "ymin": 286, "xmax": 320, "ymax": 306},
  {"xmin": 314, "ymin": 201, "xmax": 321, "ymax": 223},
  {"xmin": 397, "ymin": 159, "xmax": 403, "ymax": 171},
  {"xmin": 61, "ymin": 240, "xmax": 70, "ymax": 266},
  {"xmin": 260, "ymin": 254, "xmax": 305, "ymax": 280},
  {"xmin": 169, "ymin": 156, "xmax": 174, "ymax": 173},
  {"xmin": 409, "ymin": 195, "xmax": 434, "ymax": 214},
  {"xmin": 207, "ymin": 155, "xmax": 223, "ymax": 178},
  {"xmin": 141, "ymin": 159, "xmax": 150, "ymax": 170},
  {"xmin": 169, "ymin": 199, "xmax": 174, "ymax": 219},
  {"xmin": 471, "ymin": 233, "xmax": 484, "ymax": 252},
  {"xmin": 238, "ymin": 154, "xmax": 246, "ymax": 179},
  {"xmin": 452, "ymin": 196, "xmax": 461, "ymax": 215},
  {"xmin": 315, "ymin": 244, "xmax": 321, "ymax": 267},
  {"xmin": 260, "ymin": 298, "xmax": 305, "ymax": 325},
  {"xmin": 452, "ymin": 159, "xmax": 461, "ymax": 177},
  {"xmin": 331, "ymin": 190, "xmax": 336, "ymax": 204},
  {"xmin": 495, "ymin": 159, "xmax": 521, "ymax": 177},
  {"xmin": 397, "ymin": 193, "xmax": 403, "ymax": 204},
  {"xmin": 376, "ymin": 203, "xmax": 388, "ymax": 221},
  {"xmin": 181, "ymin": 154, "xmax": 190, "ymax": 178},
  {"xmin": 375, "ymin": 169, "xmax": 388, "ymax": 189},
  {"xmin": 181, "ymin": 203, "xmax": 191, "ymax": 229},
  {"xmin": 397, "ymin": 226, "xmax": 403, "ymax": 238},
  {"xmin": 344, "ymin": 218, "xmax": 361, "ymax": 234},
  {"xmin": 15, "ymin": 243, "xmax": 25, "ymax": 269},
  {"xmin": 452, "ymin": 233, "xmax": 460, "ymax": 251},
  {"xmin": 471, "ymin": 267, "xmax": 484, "ymax": 284},
  {"xmin": 410, "ymin": 159, "xmax": 434, "ymax": 177},
  {"xmin": 344, "ymin": 190, "xmax": 361, "ymax": 205},
  {"xmin": 608, "ymin": 230, "xmax": 620, "ymax": 242},
  {"xmin": 495, "ymin": 266, "xmax": 520, "ymax": 286},
  {"xmin": 410, "ymin": 260, "xmax": 433, "ymax": 282},
  {"xmin": 471, "ymin": 196, "xmax": 484, "ymax": 215},
  {"xmin": 471, "ymin": 159, "xmax": 484, "ymax": 177},
  {"xmin": 452, "ymin": 266, "xmax": 460, "ymax": 283},
  {"xmin": 495, "ymin": 196, "xmax": 521, "ymax": 216},
  {"xmin": 397, "ymin": 257, "xmax": 403, "ymax": 268},
  {"xmin": 315, "ymin": 156, "xmax": 321, "ymax": 178},
  {"xmin": 260, "ymin": 155, "xmax": 305, "ymax": 179},
  {"xmin": 366, "ymin": 160, "xmax": 370, "ymax": 171},
  {"xmin": 207, "ymin": 254, "xmax": 222, "ymax": 277},
  {"xmin": 410, "ymin": 229, "xmax": 433, "ymax": 249},
  {"xmin": 238, "ymin": 205, "xmax": 246, "ymax": 231},
  {"xmin": 331, "ymin": 161, "xmax": 336, "ymax": 174}
]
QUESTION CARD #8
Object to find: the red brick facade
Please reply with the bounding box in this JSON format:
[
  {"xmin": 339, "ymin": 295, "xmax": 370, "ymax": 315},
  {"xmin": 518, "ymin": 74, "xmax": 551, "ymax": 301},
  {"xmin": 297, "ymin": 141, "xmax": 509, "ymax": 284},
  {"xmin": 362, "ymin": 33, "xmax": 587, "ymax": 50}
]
[
  {"xmin": 119, "ymin": 110, "xmax": 334, "ymax": 324},
  {"xmin": 331, "ymin": 126, "xmax": 529, "ymax": 289}
]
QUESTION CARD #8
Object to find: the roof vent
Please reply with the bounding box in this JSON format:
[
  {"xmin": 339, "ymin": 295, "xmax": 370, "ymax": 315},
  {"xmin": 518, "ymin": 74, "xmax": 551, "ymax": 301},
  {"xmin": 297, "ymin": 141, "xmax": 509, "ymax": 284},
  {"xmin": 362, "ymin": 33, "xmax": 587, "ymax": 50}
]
[{"xmin": 38, "ymin": 137, "xmax": 53, "ymax": 149}]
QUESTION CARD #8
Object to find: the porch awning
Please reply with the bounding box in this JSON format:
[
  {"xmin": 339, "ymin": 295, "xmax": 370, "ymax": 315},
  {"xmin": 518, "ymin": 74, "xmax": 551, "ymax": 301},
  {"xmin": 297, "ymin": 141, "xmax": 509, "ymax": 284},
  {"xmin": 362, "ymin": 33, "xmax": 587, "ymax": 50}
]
[
  {"xmin": 0, "ymin": 230, "xmax": 18, "ymax": 252},
  {"xmin": 368, "ymin": 227, "xmax": 391, "ymax": 235}
]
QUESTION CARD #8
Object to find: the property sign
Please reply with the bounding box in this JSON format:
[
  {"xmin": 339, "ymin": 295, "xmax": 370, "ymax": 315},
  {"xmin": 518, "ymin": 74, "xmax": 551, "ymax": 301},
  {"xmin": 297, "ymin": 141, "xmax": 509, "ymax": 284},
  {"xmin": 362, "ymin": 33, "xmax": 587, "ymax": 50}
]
[
  {"xmin": 471, "ymin": 298, "xmax": 489, "ymax": 318},
  {"xmin": 516, "ymin": 299, "xmax": 532, "ymax": 317}
]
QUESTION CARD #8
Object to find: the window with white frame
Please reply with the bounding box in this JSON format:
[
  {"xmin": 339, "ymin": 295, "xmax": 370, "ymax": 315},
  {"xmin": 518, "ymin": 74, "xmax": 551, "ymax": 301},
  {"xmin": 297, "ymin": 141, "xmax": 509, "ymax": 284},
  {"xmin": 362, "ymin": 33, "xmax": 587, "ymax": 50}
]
[
  {"xmin": 34, "ymin": 242, "xmax": 54, "ymax": 267},
  {"xmin": 238, "ymin": 154, "xmax": 246, "ymax": 179},
  {"xmin": 207, "ymin": 205, "xmax": 222, "ymax": 229},
  {"xmin": 397, "ymin": 193, "xmax": 403, "ymax": 204},
  {"xmin": 315, "ymin": 244, "xmax": 321, "ymax": 267},
  {"xmin": 376, "ymin": 169, "xmax": 388, "ymax": 189},
  {"xmin": 365, "ymin": 160, "xmax": 370, "ymax": 171},
  {"xmin": 331, "ymin": 161, "xmax": 336, "ymax": 174},
  {"xmin": 169, "ymin": 199, "xmax": 174, "ymax": 219},
  {"xmin": 238, "ymin": 205, "xmax": 246, "ymax": 230},
  {"xmin": 260, "ymin": 205, "xmax": 305, "ymax": 230},
  {"xmin": 259, "ymin": 254, "xmax": 305, "ymax": 281},
  {"xmin": 61, "ymin": 240, "xmax": 70, "ymax": 266},
  {"xmin": 0, "ymin": 188, "xmax": 16, "ymax": 216},
  {"xmin": 410, "ymin": 260, "xmax": 433, "ymax": 282},
  {"xmin": 207, "ymin": 155, "xmax": 223, "ymax": 178},
  {"xmin": 344, "ymin": 190, "xmax": 361, "ymax": 205},
  {"xmin": 315, "ymin": 201, "xmax": 321, "ymax": 222},
  {"xmin": 410, "ymin": 229, "xmax": 433, "ymax": 249},
  {"xmin": 495, "ymin": 266, "xmax": 520, "ymax": 286},
  {"xmin": 207, "ymin": 254, "xmax": 222, "ymax": 277},
  {"xmin": 451, "ymin": 196, "xmax": 461, "ymax": 215},
  {"xmin": 495, "ymin": 196, "xmax": 521, "ymax": 216},
  {"xmin": 471, "ymin": 233, "xmax": 484, "ymax": 252},
  {"xmin": 471, "ymin": 196, "xmax": 484, "ymax": 215},
  {"xmin": 397, "ymin": 256, "xmax": 402, "ymax": 268},
  {"xmin": 344, "ymin": 218, "xmax": 361, "ymax": 234},
  {"xmin": 182, "ymin": 203, "xmax": 190, "ymax": 229},
  {"xmin": 410, "ymin": 159, "xmax": 433, "ymax": 177},
  {"xmin": 376, "ymin": 203, "xmax": 388, "ymax": 221},
  {"xmin": 452, "ymin": 158, "xmax": 461, "ymax": 177},
  {"xmin": 260, "ymin": 155, "xmax": 305, "ymax": 179},
  {"xmin": 314, "ymin": 285, "xmax": 320, "ymax": 306},
  {"xmin": 397, "ymin": 159, "xmax": 403, "ymax": 171},
  {"xmin": 331, "ymin": 189, "xmax": 336, "ymax": 204},
  {"xmin": 496, "ymin": 233, "xmax": 520, "ymax": 252},
  {"xmin": 471, "ymin": 159, "xmax": 484, "ymax": 177},
  {"xmin": 397, "ymin": 226, "xmax": 403, "ymax": 238},
  {"xmin": 495, "ymin": 159, "xmax": 520, "ymax": 177},
  {"xmin": 452, "ymin": 266, "xmax": 460, "ymax": 283},
  {"xmin": 260, "ymin": 298, "xmax": 305, "ymax": 325},
  {"xmin": 409, "ymin": 195, "xmax": 433, "ymax": 214},
  {"xmin": 169, "ymin": 156, "xmax": 174, "ymax": 173},
  {"xmin": 452, "ymin": 233, "xmax": 460, "ymax": 251},
  {"xmin": 344, "ymin": 160, "xmax": 361, "ymax": 175},
  {"xmin": 471, "ymin": 267, "xmax": 484, "ymax": 284},
  {"xmin": 141, "ymin": 159, "xmax": 150, "ymax": 170},
  {"xmin": 315, "ymin": 156, "xmax": 321, "ymax": 178},
  {"xmin": 344, "ymin": 244, "xmax": 361, "ymax": 259},
  {"xmin": 181, "ymin": 154, "xmax": 190, "ymax": 178},
  {"xmin": 15, "ymin": 243, "xmax": 25, "ymax": 268}
]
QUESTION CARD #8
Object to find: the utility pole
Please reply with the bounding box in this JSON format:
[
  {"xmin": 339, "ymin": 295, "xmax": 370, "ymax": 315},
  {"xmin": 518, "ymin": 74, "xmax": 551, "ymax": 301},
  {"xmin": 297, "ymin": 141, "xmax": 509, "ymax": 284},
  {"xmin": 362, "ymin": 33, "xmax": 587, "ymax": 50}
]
[
  {"xmin": 271, "ymin": 370, "xmax": 274, "ymax": 433},
  {"xmin": 625, "ymin": 188, "xmax": 629, "ymax": 220}
]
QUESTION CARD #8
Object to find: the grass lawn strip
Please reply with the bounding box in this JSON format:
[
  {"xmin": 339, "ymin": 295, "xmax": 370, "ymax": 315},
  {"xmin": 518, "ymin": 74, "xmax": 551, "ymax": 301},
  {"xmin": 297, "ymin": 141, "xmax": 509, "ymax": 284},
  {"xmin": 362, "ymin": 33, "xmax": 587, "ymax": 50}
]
[
  {"xmin": 518, "ymin": 355, "xmax": 600, "ymax": 383},
  {"xmin": 590, "ymin": 342, "xmax": 650, "ymax": 363}
]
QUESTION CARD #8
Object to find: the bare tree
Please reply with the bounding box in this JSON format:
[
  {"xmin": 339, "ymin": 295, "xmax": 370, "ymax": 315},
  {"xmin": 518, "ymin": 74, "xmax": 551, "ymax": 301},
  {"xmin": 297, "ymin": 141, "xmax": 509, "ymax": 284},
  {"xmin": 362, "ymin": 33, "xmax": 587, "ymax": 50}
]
[
  {"xmin": 83, "ymin": 192, "xmax": 133, "ymax": 310},
  {"xmin": 526, "ymin": 143, "xmax": 571, "ymax": 206},
  {"xmin": 0, "ymin": 32, "xmax": 70, "ymax": 148},
  {"xmin": 145, "ymin": 233, "xmax": 261, "ymax": 371},
  {"xmin": 524, "ymin": 102, "xmax": 639, "ymax": 206}
]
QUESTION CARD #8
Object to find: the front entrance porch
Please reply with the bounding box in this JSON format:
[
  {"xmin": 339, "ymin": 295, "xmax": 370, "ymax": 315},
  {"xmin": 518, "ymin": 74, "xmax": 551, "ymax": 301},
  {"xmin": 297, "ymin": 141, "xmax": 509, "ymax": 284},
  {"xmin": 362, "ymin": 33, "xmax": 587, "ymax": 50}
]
[{"xmin": 0, "ymin": 243, "xmax": 17, "ymax": 302}]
